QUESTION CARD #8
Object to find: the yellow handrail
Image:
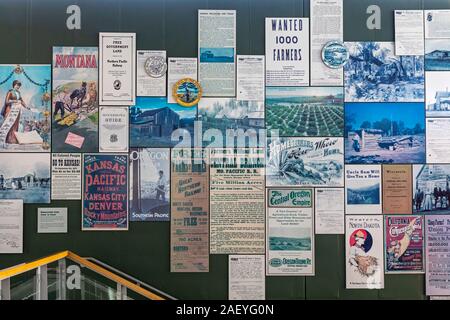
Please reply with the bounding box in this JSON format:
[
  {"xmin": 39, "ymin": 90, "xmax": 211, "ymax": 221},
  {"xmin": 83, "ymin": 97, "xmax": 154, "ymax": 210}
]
[{"xmin": 0, "ymin": 251, "xmax": 165, "ymax": 300}]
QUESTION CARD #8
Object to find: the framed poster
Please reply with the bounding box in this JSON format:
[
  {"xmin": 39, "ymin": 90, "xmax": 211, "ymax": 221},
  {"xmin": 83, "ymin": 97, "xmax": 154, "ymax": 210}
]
[
  {"xmin": 51, "ymin": 153, "xmax": 82, "ymax": 200},
  {"xmin": 0, "ymin": 199, "xmax": 23, "ymax": 253},
  {"xmin": 99, "ymin": 106, "xmax": 129, "ymax": 153}
]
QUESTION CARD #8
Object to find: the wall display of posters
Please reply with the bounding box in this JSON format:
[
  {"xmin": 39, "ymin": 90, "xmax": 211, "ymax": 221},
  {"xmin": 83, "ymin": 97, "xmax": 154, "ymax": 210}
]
[
  {"xmin": 0, "ymin": 199, "xmax": 23, "ymax": 253},
  {"xmin": 265, "ymin": 17, "xmax": 309, "ymax": 87},
  {"xmin": 82, "ymin": 153, "xmax": 128, "ymax": 231},
  {"xmin": 425, "ymin": 10, "xmax": 450, "ymax": 39},
  {"xmin": 52, "ymin": 47, "xmax": 98, "ymax": 152},
  {"xmin": 345, "ymin": 215, "xmax": 384, "ymax": 289},
  {"xmin": 344, "ymin": 42, "xmax": 424, "ymax": 102},
  {"xmin": 167, "ymin": 58, "xmax": 197, "ymax": 104},
  {"xmin": 344, "ymin": 103, "xmax": 426, "ymax": 164},
  {"xmin": 37, "ymin": 207, "xmax": 68, "ymax": 233},
  {"xmin": 413, "ymin": 164, "xmax": 450, "ymax": 214},
  {"xmin": 198, "ymin": 98, "xmax": 264, "ymax": 148},
  {"xmin": 266, "ymin": 137, "xmax": 344, "ymax": 187},
  {"xmin": 99, "ymin": 106, "xmax": 129, "ymax": 153},
  {"xmin": 229, "ymin": 255, "xmax": 265, "ymax": 300},
  {"xmin": 425, "ymin": 39, "xmax": 450, "ymax": 71},
  {"xmin": 345, "ymin": 165, "xmax": 382, "ymax": 215},
  {"xmin": 265, "ymin": 87, "xmax": 344, "ymax": 137},
  {"xmin": 198, "ymin": 10, "xmax": 236, "ymax": 97},
  {"xmin": 0, "ymin": 153, "xmax": 50, "ymax": 203},
  {"xmin": 425, "ymin": 215, "xmax": 450, "ymax": 295},
  {"xmin": 137, "ymin": 50, "xmax": 166, "ymax": 97},
  {"xmin": 266, "ymin": 188, "xmax": 314, "ymax": 276},
  {"xmin": 382, "ymin": 164, "xmax": 412, "ymax": 214},
  {"xmin": 170, "ymin": 148, "xmax": 209, "ymax": 272},
  {"xmin": 51, "ymin": 153, "xmax": 81, "ymax": 200},
  {"xmin": 310, "ymin": 0, "xmax": 343, "ymax": 86},
  {"xmin": 385, "ymin": 215, "xmax": 424, "ymax": 274},
  {"xmin": 209, "ymin": 148, "xmax": 265, "ymax": 254},
  {"xmin": 315, "ymin": 188, "xmax": 344, "ymax": 234},
  {"xmin": 236, "ymin": 55, "xmax": 265, "ymax": 101},
  {"xmin": 99, "ymin": 32, "xmax": 136, "ymax": 106},
  {"xmin": 129, "ymin": 148, "xmax": 170, "ymax": 221},
  {"xmin": 394, "ymin": 10, "xmax": 424, "ymax": 56},
  {"xmin": 130, "ymin": 97, "xmax": 196, "ymax": 148},
  {"xmin": 426, "ymin": 118, "xmax": 450, "ymax": 163},
  {"xmin": 425, "ymin": 72, "xmax": 450, "ymax": 117},
  {"xmin": 0, "ymin": 64, "xmax": 51, "ymax": 152}
]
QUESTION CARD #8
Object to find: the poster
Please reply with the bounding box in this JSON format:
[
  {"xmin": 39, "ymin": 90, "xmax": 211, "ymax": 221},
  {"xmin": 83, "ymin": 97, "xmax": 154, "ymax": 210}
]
[
  {"xmin": 425, "ymin": 72, "xmax": 450, "ymax": 117},
  {"xmin": 99, "ymin": 106, "xmax": 129, "ymax": 152},
  {"xmin": 51, "ymin": 153, "xmax": 81, "ymax": 200},
  {"xmin": 99, "ymin": 32, "xmax": 136, "ymax": 106},
  {"xmin": 310, "ymin": 0, "xmax": 343, "ymax": 86},
  {"xmin": 425, "ymin": 10, "xmax": 450, "ymax": 39},
  {"xmin": 344, "ymin": 42, "xmax": 424, "ymax": 102},
  {"xmin": 167, "ymin": 58, "xmax": 197, "ymax": 104},
  {"xmin": 236, "ymin": 55, "xmax": 265, "ymax": 101},
  {"xmin": 345, "ymin": 164, "xmax": 382, "ymax": 215},
  {"xmin": 130, "ymin": 97, "xmax": 196, "ymax": 148},
  {"xmin": 265, "ymin": 17, "xmax": 309, "ymax": 86},
  {"xmin": 82, "ymin": 153, "xmax": 128, "ymax": 231},
  {"xmin": 198, "ymin": 10, "xmax": 236, "ymax": 97},
  {"xmin": 267, "ymin": 188, "xmax": 314, "ymax": 276},
  {"xmin": 266, "ymin": 87, "xmax": 343, "ymax": 137},
  {"xmin": 425, "ymin": 39, "xmax": 450, "ymax": 71},
  {"xmin": 129, "ymin": 148, "xmax": 170, "ymax": 221},
  {"xmin": 394, "ymin": 10, "xmax": 424, "ymax": 56},
  {"xmin": 413, "ymin": 164, "xmax": 450, "ymax": 214},
  {"xmin": 425, "ymin": 215, "xmax": 450, "ymax": 295},
  {"xmin": 0, "ymin": 199, "xmax": 23, "ymax": 254},
  {"xmin": 37, "ymin": 207, "xmax": 68, "ymax": 233},
  {"xmin": 229, "ymin": 255, "xmax": 265, "ymax": 300},
  {"xmin": 0, "ymin": 153, "xmax": 50, "ymax": 203},
  {"xmin": 382, "ymin": 165, "xmax": 412, "ymax": 214},
  {"xmin": 209, "ymin": 148, "xmax": 265, "ymax": 254},
  {"xmin": 315, "ymin": 188, "xmax": 344, "ymax": 234},
  {"xmin": 345, "ymin": 215, "xmax": 384, "ymax": 289},
  {"xmin": 345, "ymin": 103, "xmax": 426, "ymax": 164},
  {"xmin": 52, "ymin": 47, "xmax": 98, "ymax": 152},
  {"xmin": 266, "ymin": 137, "xmax": 344, "ymax": 187},
  {"xmin": 137, "ymin": 50, "xmax": 166, "ymax": 97},
  {"xmin": 170, "ymin": 148, "xmax": 209, "ymax": 272},
  {"xmin": 385, "ymin": 215, "xmax": 424, "ymax": 274},
  {"xmin": 426, "ymin": 118, "xmax": 450, "ymax": 163},
  {"xmin": 0, "ymin": 64, "xmax": 51, "ymax": 152}
]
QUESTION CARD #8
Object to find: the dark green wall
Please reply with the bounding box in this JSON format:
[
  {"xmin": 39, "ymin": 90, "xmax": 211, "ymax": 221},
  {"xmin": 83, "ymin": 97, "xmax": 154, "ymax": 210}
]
[{"xmin": 0, "ymin": 0, "xmax": 443, "ymax": 299}]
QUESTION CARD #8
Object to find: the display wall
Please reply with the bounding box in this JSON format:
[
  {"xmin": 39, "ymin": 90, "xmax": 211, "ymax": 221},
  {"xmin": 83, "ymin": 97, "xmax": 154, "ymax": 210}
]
[{"xmin": 2, "ymin": 0, "xmax": 450, "ymax": 299}]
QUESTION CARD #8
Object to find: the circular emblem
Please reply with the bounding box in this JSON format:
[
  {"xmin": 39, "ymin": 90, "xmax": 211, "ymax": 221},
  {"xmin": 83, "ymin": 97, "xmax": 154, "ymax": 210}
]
[
  {"xmin": 144, "ymin": 56, "xmax": 167, "ymax": 78},
  {"xmin": 322, "ymin": 41, "xmax": 349, "ymax": 69},
  {"xmin": 349, "ymin": 229, "xmax": 373, "ymax": 253},
  {"xmin": 113, "ymin": 80, "xmax": 121, "ymax": 90},
  {"xmin": 269, "ymin": 258, "xmax": 282, "ymax": 267},
  {"xmin": 172, "ymin": 78, "xmax": 202, "ymax": 107},
  {"xmin": 110, "ymin": 134, "xmax": 118, "ymax": 143}
]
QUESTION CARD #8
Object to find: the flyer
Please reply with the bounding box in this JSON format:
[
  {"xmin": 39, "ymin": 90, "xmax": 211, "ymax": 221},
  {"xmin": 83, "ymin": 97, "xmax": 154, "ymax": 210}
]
[
  {"xmin": 310, "ymin": 0, "xmax": 343, "ymax": 86},
  {"xmin": 52, "ymin": 47, "xmax": 99, "ymax": 152},
  {"xmin": 267, "ymin": 188, "xmax": 314, "ymax": 276},
  {"xmin": 99, "ymin": 32, "xmax": 136, "ymax": 106},
  {"xmin": 170, "ymin": 148, "xmax": 209, "ymax": 272},
  {"xmin": 0, "ymin": 199, "xmax": 23, "ymax": 253},
  {"xmin": 99, "ymin": 106, "xmax": 129, "ymax": 153},
  {"xmin": 229, "ymin": 255, "xmax": 265, "ymax": 300},
  {"xmin": 425, "ymin": 215, "xmax": 450, "ymax": 295},
  {"xmin": 382, "ymin": 164, "xmax": 412, "ymax": 214},
  {"xmin": 198, "ymin": 10, "xmax": 236, "ymax": 97},
  {"xmin": 345, "ymin": 165, "xmax": 382, "ymax": 215},
  {"xmin": 425, "ymin": 10, "xmax": 450, "ymax": 39},
  {"xmin": 137, "ymin": 50, "xmax": 166, "ymax": 97},
  {"xmin": 209, "ymin": 148, "xmax": 265, "ymax": 254},
  {"xmin": 385, "ymin": 215, "xmax": 424, "ymax": 274},
  {"xmin": 426, "ymin": 118, "xmax": 450, "ymax": 163},
  {"xmin": 82, "ymin": 153, "xmax": 128, "ymax": 231},
  {"xmin": 265, "ymin": 17, "xmax": 309, "ymax": 86},
  {"xmin": 51, "ymin": 153, "xmax": 81, "ymax": 200},
  {"xmin": 315, "ymin": 188, "xmax": 344, "ymax": 234},
  {"xmin": 394, "ymin": 10, "xmax": 424, "ymax": 56},
  {"xmin": 129, "ymin": 148, "xmax": 170, "ymax": 221},
  {"xmin": 167, "ymin": 58, "xmax": 197, "ymax": 104},
  {"xmin": 236, "ymin": 55, "xmax": 265, "ymax": 101},
  {"xmin": 345, "ymin": 215, "xmax": 384, "ymax": 289},
  {"xmin": 37, "ymin": 207, "xmax": 68, "ymax": 233}
]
